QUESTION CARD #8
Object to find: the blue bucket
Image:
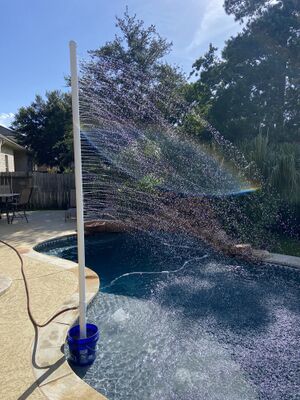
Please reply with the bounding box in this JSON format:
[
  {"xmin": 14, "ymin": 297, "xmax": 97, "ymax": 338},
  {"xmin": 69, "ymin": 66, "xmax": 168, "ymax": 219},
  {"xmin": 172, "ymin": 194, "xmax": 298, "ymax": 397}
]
[{"xmin": 67, "ymin": 323, "xmax": 99, "ymax": 366}]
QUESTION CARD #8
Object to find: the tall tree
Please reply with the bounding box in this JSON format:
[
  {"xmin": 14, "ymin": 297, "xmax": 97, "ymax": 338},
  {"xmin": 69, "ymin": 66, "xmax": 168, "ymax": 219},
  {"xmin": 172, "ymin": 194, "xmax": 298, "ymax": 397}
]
[
  {"xmin": 190, "ymin": 0, "xmax": 300, "ymax": 143},
  {"xmin": 12, "ymin": 91, "xmax": 72, "ymax": 169},
  {"xmin": 93, "ymin": 8, "xmax": 172, "ymax": 72},
  {"xmin": 81, "ymin": 9, "xmax": 186, "ymax": 125}
]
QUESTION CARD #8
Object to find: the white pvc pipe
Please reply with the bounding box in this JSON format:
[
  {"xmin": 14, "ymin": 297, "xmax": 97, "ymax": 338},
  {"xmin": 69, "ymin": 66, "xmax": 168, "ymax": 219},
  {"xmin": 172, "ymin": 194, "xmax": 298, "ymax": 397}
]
[{"xmin": 69, "ymin": 40, "xmax": 87, "ymax": 339}]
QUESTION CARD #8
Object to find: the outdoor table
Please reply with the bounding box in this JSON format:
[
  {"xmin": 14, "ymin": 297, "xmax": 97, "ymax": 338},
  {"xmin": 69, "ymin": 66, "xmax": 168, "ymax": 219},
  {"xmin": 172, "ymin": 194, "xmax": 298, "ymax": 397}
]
[{"xmin": 0, "ymin": 193, "xmax": 20, "ymax": 224}]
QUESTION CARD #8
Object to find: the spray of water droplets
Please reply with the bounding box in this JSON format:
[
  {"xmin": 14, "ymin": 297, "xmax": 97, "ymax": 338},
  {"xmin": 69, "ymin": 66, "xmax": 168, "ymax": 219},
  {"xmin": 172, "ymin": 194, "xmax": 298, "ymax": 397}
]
[{"xmin": 79, "ymin": 55, "xmax": 279, "ymax": 252}]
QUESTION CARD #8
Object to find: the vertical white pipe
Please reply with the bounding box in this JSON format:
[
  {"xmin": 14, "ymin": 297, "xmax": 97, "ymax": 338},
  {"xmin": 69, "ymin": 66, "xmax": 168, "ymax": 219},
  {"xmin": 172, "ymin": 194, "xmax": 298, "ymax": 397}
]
[{"xmin": 69, "ymin": 40, "xmax": 87, "ymax": 339}]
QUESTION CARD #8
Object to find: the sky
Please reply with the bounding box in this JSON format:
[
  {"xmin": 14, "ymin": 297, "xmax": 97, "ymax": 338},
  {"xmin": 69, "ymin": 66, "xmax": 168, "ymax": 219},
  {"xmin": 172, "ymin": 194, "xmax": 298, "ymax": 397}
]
[{"xmin": 0, "ymin": 0, "xmax": 242, "ymax": 128}]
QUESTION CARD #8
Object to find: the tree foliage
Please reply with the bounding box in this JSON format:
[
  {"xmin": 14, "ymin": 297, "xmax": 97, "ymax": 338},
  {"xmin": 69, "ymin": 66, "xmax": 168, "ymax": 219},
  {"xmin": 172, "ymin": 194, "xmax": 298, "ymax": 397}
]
[
  {"xmin": 12, "ymin": 91, "xmax": 72, "ymax": 170},
  {"xmin": 189, "ymin": 0, "xmax": 300, "ymax": 143},
  {"xmin": 93, "ymin": 7, "xmax": 172, "ymax": 73},
  {"xmin": 82, "ymin": 9, "xmax": 186, "ymax": 125}
]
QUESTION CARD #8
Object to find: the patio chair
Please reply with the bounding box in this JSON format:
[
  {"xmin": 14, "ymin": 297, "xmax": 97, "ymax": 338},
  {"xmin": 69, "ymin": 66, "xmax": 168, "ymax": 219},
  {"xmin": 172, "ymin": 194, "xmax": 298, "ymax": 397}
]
[
  {"xmin": 65, "ymin": 189, "xmax": 76, "ymax": 222},
  {"xmin": 0, "ymin": 185, "xmax": 11, "ymax": 220},
  {"xmin": 8, "ymin": 187, "xmax": 33, "ymax": 224}
]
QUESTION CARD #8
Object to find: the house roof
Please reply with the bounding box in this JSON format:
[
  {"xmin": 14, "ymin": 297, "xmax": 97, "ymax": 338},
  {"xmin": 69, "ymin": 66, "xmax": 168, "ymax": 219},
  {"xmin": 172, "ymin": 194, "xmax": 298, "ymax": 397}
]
[
  {"xmin": 0, "ymin": 125, "xmax": 16, "ymax": 139},
  {"xmin": 0, "ymin": 125, "xmax": 27, "ymax": 152}
]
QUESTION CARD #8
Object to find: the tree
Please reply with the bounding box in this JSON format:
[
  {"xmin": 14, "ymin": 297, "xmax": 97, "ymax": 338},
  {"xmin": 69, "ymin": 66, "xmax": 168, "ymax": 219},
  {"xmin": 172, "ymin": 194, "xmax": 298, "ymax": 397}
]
[
  {"xmin": 12, "ymin": 91, "xmax": 73, "ymax": 170},
  {"xmin": 93, "ymin": 7, "xmax": 172, "ymax": 73},
  {"xmin": 224, "ymin": 0, "xmax": 299, "ymax": 22},
  {"xmin": 81, "ymin": 9, "xmax": 186, "ymax": 126},
  {"xmin": 181, "ymin": 44, "xmax": 220, "ymax": 139},
  {"xmin": 189, "ymin": 0, "xmax": 300, "ymax": 143}
]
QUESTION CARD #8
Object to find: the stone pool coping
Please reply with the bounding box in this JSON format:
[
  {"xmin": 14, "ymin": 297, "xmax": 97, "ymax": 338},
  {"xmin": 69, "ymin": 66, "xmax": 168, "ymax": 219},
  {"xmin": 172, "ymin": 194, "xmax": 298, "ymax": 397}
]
[
  {"xmin": 37, "ymin": 232, "xmax": 300, "ymax": 271},
  {"xmin": 266, "ymin": 253, "xmax": 300, "ymax": 269}
]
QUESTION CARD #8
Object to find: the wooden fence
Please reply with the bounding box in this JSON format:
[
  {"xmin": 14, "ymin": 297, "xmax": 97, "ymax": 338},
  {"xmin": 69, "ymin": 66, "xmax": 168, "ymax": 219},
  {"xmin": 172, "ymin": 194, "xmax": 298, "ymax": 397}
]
[{"xmin": 0, "ymin": 172, "xmax": 75, "ymax": 209}]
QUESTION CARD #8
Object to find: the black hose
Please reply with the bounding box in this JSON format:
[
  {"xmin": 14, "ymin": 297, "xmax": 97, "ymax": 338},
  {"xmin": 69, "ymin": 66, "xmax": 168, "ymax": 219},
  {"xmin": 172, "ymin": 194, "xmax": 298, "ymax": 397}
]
[{"xmin": 0, "ymin": 239, "xmax": 78, "ymax": 327}]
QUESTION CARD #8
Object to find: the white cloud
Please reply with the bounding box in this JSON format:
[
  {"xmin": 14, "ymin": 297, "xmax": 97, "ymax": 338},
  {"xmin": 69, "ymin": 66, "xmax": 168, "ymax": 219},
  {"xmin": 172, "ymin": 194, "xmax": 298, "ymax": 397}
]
[
  {"xmin": 0, "ymin": 112, "xmax": 15, "ymax": 128},
  {"xmin": 187, "ymin": 0, "xmax": 239, "ymax": 52}
]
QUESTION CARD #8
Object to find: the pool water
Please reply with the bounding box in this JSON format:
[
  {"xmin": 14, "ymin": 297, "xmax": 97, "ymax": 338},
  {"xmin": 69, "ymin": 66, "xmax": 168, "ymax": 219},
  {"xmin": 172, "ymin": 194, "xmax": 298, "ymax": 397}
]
[{"xmin": 39, "ymin": 233, "xmax": 300, "ymax": 400}]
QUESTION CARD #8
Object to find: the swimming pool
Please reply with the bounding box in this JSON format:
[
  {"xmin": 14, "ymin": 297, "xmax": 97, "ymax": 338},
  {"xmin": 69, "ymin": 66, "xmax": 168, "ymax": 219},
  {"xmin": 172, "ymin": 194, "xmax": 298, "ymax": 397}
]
[{"xmin": 37, "ymin": 232, "xmax": 300, "ymax": 400}]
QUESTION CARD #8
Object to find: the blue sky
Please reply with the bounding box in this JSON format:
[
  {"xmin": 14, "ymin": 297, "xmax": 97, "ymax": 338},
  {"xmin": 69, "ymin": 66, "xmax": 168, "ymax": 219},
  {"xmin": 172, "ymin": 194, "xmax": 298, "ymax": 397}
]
[{"xmin": 0, "ymin": 0, "xmax": 242, "ymax": 127}]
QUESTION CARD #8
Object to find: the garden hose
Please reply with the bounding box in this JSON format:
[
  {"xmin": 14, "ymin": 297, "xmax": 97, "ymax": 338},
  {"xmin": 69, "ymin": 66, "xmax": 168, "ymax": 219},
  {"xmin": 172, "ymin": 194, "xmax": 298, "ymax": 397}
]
[
  {"xmin": 0, "ymin": 239, "xmax": 78, "ymax": 373},
  {"xmin": 0, "ymin": 239, "xmax": 78, "ymax": 327}
]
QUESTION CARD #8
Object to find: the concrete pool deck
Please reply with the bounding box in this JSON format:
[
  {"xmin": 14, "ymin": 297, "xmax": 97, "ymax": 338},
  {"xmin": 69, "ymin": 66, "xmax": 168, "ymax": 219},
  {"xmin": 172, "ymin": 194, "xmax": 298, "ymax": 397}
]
[{"xmin": 0, "ymin": 210, "xmax": 106, "ymax": 400}]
